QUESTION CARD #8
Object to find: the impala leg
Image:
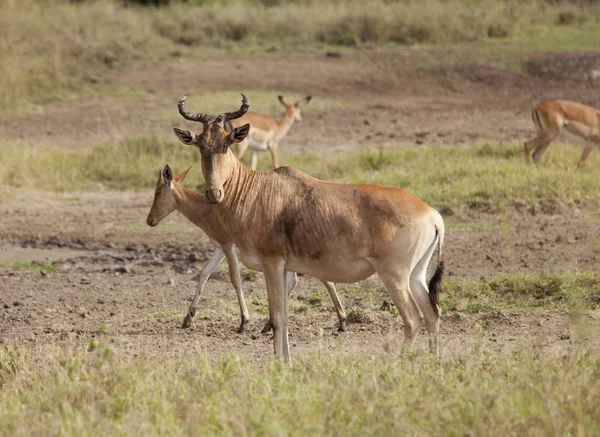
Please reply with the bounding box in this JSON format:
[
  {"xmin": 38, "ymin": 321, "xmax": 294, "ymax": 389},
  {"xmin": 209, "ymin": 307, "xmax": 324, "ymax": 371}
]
[
  {"xmin": 269, "ymin": 142, "xmax": 280, "ymax": 169},
  {"xmin": 263, "ymin": 260, "xmax": 290, "ymax": 362},
  {"xmin": 576, "ymin": 140, "xmax": 596, "ymax": 170},
  {"xmin": 376, "ymin": 267, "xmax": 422, "ymax": 351},
  {"xmin": 182, "ymin": 247, "xmax": 226, "ymax": 329},
  {"xmin": 250, "ymin": 150, "xmax": 259, "ymax": 170},
  {"xmin": 222, "ymin": 244, "xmax": 249, "ymax": 333},
  {"xmin": 322, "ymin": 281, "xmax": 347, "ymax": 332},
  {"xmin": 235, "ymin": 137, "xmax": 249, "ymax": 161}
]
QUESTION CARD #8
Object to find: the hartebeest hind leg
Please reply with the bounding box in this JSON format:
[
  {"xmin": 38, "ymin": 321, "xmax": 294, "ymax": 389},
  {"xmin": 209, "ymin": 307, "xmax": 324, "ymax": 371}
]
[
  {"xmin": 375, "ymin": 266, "xmax": 423, "ymax": 350},
  {"xmin": 182, "ymin": 247, "xmax": 227, "ymax": 329}
]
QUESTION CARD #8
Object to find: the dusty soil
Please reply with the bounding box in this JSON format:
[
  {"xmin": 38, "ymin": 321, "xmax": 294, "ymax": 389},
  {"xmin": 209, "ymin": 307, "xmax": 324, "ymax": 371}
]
[{"xmin": 1, "ymin": 48, "xmax": 599, "ymax": 361}]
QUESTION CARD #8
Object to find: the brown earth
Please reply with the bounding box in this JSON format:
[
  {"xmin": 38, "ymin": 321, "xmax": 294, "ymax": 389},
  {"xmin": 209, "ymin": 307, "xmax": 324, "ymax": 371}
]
[{"xmin": 1, "ymin": 48, "xmax": 599, "ymax": 361}]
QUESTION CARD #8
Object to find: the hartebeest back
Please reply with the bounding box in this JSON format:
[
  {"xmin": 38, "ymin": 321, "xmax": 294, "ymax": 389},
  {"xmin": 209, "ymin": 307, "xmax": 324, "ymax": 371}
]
[
  {"xmin": 173, "ymin": 94, "xmax": 445, "ymax": 362},
  {"xmin": 225, "ymin": 95, "xmax": 312, "ymax": 170},
  {"xmin": 146, "ymin": 165, "xmax": 346, "ymax": 333},
  {"xmin": 524, "ymin": 100, "xmax": 600, "ymax": 169}
]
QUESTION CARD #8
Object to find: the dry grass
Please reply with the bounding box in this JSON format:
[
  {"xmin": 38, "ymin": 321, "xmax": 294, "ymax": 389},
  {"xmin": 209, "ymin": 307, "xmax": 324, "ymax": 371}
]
[
  {"xmin": 2, "ymin": 0, "xmax": 600, "ymax": 109},
  {"xmin": 1, "ymin": 338, "xmax": 599, "ymax": 436}
]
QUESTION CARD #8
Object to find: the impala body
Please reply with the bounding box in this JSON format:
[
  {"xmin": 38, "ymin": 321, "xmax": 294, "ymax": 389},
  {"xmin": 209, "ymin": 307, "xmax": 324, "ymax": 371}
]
[
  {"xmin": 524, "ymin": 100, "xmax": 600, "ymax": 169},
  {"xmin": 146, "ymin": 165, "xmax": 346, "ymax": 333},
  {"xmin": 173, "ymin": 94, "xmax": 445, "ymax": 362},
  {"xmin": 225, "ymin": 95, "xmax": 312, "ymax": 170}
]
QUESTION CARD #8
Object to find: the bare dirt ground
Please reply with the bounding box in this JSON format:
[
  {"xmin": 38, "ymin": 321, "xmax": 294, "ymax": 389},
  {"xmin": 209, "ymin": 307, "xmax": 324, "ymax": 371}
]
[{"xmin": 1, "ymin": 48, "xmax": 599, "ymax": 362}]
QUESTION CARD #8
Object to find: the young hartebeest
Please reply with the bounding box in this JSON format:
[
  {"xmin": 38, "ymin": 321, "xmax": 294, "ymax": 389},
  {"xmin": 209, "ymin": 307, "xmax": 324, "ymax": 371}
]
[
  {"xmin": 173, "ymin": 94, "xmax": 445, "ymax": 362},
  {"xmin": 146, "ymin": 164, "xmax": 346, "ymax": 333},
  {"xmin": 225, "ymin": 95, "xmax": 312, "ymax": 170},
  {"xmin": 524, "ymin": 100, "xmax": 600, "ymax": 170}
]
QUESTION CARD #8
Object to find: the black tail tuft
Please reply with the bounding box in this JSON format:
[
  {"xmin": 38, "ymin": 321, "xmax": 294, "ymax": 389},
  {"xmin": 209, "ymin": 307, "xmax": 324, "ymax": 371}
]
[{"xmin": 428, "ymin": 260, "xmax": 444, "ymax": 317}]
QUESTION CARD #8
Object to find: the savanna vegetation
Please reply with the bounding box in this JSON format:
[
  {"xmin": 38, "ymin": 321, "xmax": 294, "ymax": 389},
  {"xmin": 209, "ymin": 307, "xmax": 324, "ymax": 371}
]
[
  {"xmin": 2, "ymin": 0, "xmax": 600, "ymax": 109},
  {"xmin": 2, "ymin": 137, "xmax": 599, "ymax": 212},
  {"xmin": 1, "ymin": 327, "xmax": 599, "ymax": 436}
]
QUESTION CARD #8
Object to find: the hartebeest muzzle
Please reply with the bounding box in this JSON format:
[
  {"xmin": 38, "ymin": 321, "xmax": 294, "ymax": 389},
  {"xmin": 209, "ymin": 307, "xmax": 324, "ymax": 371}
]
[{"xmin": 206, "ymin": 188, "xmax": 223, "ymax": 204}]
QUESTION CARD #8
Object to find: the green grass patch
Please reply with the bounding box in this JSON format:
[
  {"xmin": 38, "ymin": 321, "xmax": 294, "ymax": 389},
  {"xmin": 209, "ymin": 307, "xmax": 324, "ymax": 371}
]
[
  {"xmin": 0, "ymin": 262, "xmax": 62, "ymax": 272},
  {"xmin": 2, "ymin": 139, "xmax": 599, "ymax": 212},
  {"xmin": 442, "ymin": 272, "xmax": 600, "ymax": 316},
  {"xmin": 1, "ymin": 341, "xmax": 599, "ymax": 436}
]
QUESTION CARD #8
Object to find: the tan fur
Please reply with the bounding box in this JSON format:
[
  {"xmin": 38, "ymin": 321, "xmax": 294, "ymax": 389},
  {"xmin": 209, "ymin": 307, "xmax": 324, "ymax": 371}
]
[
  {"xmin": 146, "ymin": 166, "xmax": 346, "ymax": 333},
  {"xmin": 174, "ymin": 95, "xmax": 445, "ymax": 362},
  {"xmin": 227, "ymin": 95, "xmax": 312, "ymax": 169},
  {"xmin": 524, "ymin": 100, "xmax": 600, "ymax": 169}
]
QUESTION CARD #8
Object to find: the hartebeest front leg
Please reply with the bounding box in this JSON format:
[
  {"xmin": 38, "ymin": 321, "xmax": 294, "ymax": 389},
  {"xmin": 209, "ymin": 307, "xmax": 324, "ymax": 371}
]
[
  {"xmin": 261, "ymin": 271, "xmax": 299, "ymax": 334},
  {"xmin": 182, "ymin": 247, "xmax": 226, "ymax": 328},
  {"xmin": 222, "ymin": 244, "xmax": 250, "ymax": 333},
  {"xmin": 263, "ymin": 259, "xmax": 290, "ymax": 362}
]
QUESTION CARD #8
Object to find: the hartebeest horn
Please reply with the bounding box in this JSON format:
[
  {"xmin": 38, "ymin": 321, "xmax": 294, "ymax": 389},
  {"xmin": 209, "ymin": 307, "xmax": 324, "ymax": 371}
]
[
  {"xmin": 178, "ymin": 94, "xmax": 211, "ymax": 128},
  {"xmin": 215, "ymin": 93, "xmax": 250, "ymax": 126}
]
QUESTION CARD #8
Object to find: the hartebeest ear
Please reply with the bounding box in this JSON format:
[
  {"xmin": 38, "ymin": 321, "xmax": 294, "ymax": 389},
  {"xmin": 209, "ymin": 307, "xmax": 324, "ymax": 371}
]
[
  {"xmin": 175, "ymin": 166, "xmax": 192, "ymax": 184},
  {"xmin": 173, "ymin": 128, "xmax": 199, "ymax": 146},
  {"xmin": 163, "ymin": 165, "xmax": 174, "ymax": 189},
  {"xmin": 278, "ymin": 95, "xmax": 289, "ymax": 107},
  {"xmin": 229, "ymin": 124, "xmax": 250, "ymax": 144}
]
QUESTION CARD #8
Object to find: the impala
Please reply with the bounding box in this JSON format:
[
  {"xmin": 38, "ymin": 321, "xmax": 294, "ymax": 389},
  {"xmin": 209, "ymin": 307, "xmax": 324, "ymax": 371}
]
[
  {"xmin": 225, "ymin": 95, "xmax": 312, "ymax": 170},
  {"xmin": 173, "ymin": 94, "xmax": 445, "ymax": 362},
  {"xmin": 524, "ymin": 100, "xmax": 600, "ymax": 169},
  {"xmin": 146, "ymin": 165, "xmax": 347, "ymax": 333}
]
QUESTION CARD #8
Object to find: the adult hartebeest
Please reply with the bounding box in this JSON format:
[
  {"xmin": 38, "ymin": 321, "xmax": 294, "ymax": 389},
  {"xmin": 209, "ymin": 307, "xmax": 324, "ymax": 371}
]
[
  {"xmin": 524, "ymin": 100, "xmax": 600, "ymax": 169},
  {"xmin": 146, "ymin": 164, "xmax": 346, "ymax": 333},
  {"xmin": 225, "ymin": 95, "xmax": 312, "ymax": 170},
  {"xmin": 173, "ymin": 94, "xmax": 445, "ymax": 362}
]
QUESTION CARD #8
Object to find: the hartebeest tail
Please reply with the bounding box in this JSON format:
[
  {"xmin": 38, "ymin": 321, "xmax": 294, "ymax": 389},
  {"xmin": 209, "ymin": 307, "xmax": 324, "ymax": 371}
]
[{"xmin": 428, "ymin": 226, "xmax": 444, "ymax": 317}]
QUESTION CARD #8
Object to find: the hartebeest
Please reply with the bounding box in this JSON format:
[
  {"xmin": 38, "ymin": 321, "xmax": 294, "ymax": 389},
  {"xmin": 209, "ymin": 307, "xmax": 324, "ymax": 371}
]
[
  {"xmin": 146, "ymin": 165, "xmax": 346, "ymax": 333},
  {"xmin": 225, "ymin": 95, "xmax": 312, "ymax": 170},
  {"xmin": 173, "ymin": 94, "xmax": 445, "ymax": 362},
  {"xmin": 524, "ymin": 100, "xmax": 600, "ymax": 169}
]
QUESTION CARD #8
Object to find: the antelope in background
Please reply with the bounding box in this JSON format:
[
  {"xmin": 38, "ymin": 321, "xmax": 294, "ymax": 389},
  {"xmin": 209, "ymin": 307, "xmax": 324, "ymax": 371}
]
[
  {"xmin": 225, "ymin": 95, "xmax": 312, "ymax": 170},
  {"xmin": 173, "ymin": 94, "xmax": 445, "ymax": 363},
  {"xmin": 524, "ymin": 100, "xmax": 600, "ymax": 169},
  {"xmin": 146, "ymin": 165, "xmax": 347, "ymax": 333}
]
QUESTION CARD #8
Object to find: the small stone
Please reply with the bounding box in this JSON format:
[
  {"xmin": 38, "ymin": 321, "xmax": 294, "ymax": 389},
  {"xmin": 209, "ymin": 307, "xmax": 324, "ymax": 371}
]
[
  {"xmin": 188, "ymin": 252, "xmax": 201, "ymax": 262},
  {"xmin": 167, "ymin": 279, "xmax": 175, "ymax": 287}
]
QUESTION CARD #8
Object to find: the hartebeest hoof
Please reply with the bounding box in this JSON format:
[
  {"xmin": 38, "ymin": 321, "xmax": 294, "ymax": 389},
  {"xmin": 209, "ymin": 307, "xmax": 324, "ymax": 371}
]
[
  {"xmin": 181, "ymin": 313, "xmax": 194, "ymax": 329},
  {"xmin": 261, "ymin": 320, "xmax": 273, "ymax": 334},
  {"xmin": 236, "ymin": 321, "xmax": 247, "ymax": 334},
  {"xmin": 338, "ymin": 319, "xmax": 347, "ymax": 332}
]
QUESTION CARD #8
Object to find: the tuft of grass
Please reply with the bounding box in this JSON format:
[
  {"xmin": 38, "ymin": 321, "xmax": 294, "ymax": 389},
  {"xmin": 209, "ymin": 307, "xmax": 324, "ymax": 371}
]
[
  {"xmin": 0, "ymin": 262, "xmax": 62, "ymax": 272},
  {"xmin": 443, "ymin": 272, "xmax": 600, "ymax": 315},
  {"xmin": 1, "ymin": 341, "xmax": 599, "ymax": 436}
]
